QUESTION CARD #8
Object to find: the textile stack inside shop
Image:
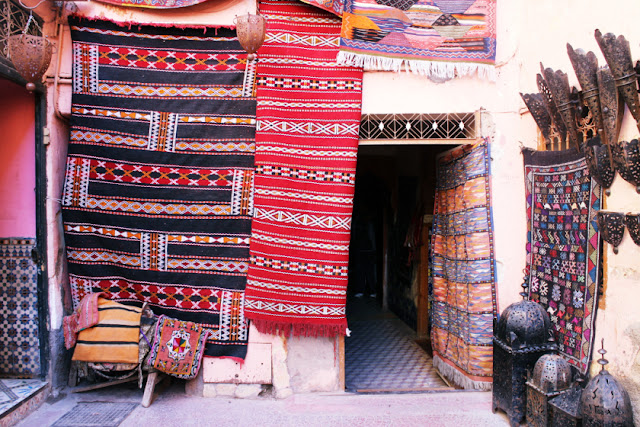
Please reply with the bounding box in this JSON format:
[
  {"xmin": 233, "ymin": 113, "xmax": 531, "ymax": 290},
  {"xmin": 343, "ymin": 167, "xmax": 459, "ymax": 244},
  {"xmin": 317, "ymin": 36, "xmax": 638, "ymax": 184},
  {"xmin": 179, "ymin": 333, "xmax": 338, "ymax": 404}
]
[{"xmin": 61, "ymin": 17, "xmax": 256, "ymax": 384}]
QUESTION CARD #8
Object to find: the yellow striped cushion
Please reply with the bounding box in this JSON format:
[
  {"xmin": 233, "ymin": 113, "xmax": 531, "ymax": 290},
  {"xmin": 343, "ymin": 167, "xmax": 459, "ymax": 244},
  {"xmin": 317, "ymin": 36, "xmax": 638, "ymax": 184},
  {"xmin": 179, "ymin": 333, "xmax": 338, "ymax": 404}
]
[{"xmin": 72, "ymin": 298, "xmax": 142, "ymax": 364}]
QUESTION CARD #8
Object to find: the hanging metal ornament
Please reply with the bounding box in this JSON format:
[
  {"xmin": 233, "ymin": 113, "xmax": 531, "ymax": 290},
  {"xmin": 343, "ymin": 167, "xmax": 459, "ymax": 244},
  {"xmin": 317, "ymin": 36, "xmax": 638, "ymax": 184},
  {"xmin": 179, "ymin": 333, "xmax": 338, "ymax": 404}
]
[
  {"xmin": 234, "ymin": 12, "xmax": 267, "ymax": 97},
  {"xmin": 541, "ymin": 64, "xmax": 580, "ymax": 150},
  {"xmin": 7, "ymin": 13, "xmax": 52, "ymax": 91},
  {"xmin": 521, "ymin": 93, "xmax": 553, "ymax": 143},
  {"xmin": 580, "ymin": 340, "xmax": 634, "ymax": 426},
  {"xmin": 596, "ymin": 211, "xmax": 625, "ymax": 254},
  {"xmin": 537, "ymin": 73, "xmax": 567, "ymax": 144},
  {"xmin": 624, "ymin": 213, "xmax": 640, "ymax": 246},
  {"xmin": 611, "ymin": 139, "xmax": 640, "ymax": 193},
  {"xmin": 597, "ymin": 66, "xmax": 623, "ymax": 146},
  {"xmin": 567, "ymin": 44, "xmax": 604, "ymax": 135},
  {"xmin": 595, "ymin": 30, "xmax": 640, "ymax": 132},
  {"xmin": 584, "ymin": 135, "xmax": 615, "ymax": 195}
]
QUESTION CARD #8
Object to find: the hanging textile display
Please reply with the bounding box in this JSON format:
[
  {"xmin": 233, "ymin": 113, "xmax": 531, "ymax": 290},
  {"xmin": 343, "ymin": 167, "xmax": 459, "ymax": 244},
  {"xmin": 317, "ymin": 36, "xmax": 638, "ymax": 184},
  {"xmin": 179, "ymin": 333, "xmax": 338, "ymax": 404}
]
[
  {"xmin": 62, "ymin": 17, "xmax": 255, "ymax": 360},
  {"xmin": 430, "ymin": 139, "xmax": 497, "ymax": 390},
  {"xmin": 244, "ymin": 0, "xmax": 364, "ymax": 337},
  {"xmin": 523, "ymin": 148, "xmax": 602, "ymax": 375},
  {"xmin": 90, "ymin": 0, "xmax": 208, "ymax": 8},
  {"xmin": 337, "ymin": 0, "xmax": 497, "ymax": 79},
  {"xmin": 299, "ymin": 0, "xmax": 344, "ymax": 17}
]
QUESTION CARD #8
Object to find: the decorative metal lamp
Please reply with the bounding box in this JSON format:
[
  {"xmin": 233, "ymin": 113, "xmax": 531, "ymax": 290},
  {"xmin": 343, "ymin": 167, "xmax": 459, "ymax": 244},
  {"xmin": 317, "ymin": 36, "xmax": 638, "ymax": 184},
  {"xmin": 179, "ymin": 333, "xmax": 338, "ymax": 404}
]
[
  {"xmin": 541, "ymin": 63, "xmax": 580, "ymax": 150},
  {"xmin": 595, "ymin": 30, "xmax": 640, "ymax": 132},
  {"xmin": 583, "ymin": 135, "xmax": 615, "ymax": 195},
  {"xmin": 580, "ymin": 340, "xmax": 634, "ymax": 426},
  {"xmin": 8, "ymin": 33, "xmax": 52, "ymax": 92},
  {"xmin": 549, "ymin": 382, "xmax": 584, "ymax": 427},
  {"xmin": 611, "ymin": 139, "xmax": 640, "ymax": 193},
  {"xmin": 567, "ymin": 44, "xmax": 603, "ymax": 136},
  {"xmin": 597, "ymin": 66, "xmax": 622, "ymax": 146},
  {"xmin": 596, "ymin": 211, "xmax": 625, "ymax": 254},
  {"xmin": 525, "ymin": 353, "xmax": 573, "ymax": 427},
  {"xmin": 624, "ymin": 213, "xmax": 640, "ymax": 246},
  {"xmin": 521, "ymin": 93, "xmax": 553, "ymax": 144},
  {"xmin": 537, "ymin": 73, "xmax": 567, "ymax": 143},
  {"xmin": 492, "ymin": 281, "xmax": 558, "ymax": 426},
  {"xmin": 234, "ymin": 12, "xmax": 266, "ymax": 97}
]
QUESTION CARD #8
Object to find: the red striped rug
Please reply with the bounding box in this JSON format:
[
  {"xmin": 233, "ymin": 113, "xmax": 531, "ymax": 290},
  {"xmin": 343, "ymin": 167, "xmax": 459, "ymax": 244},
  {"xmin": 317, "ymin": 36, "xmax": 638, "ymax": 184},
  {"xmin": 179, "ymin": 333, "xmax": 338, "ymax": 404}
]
[{"xmin": 244, "ymin": 0, "xmax": 363, "ymax": 337}]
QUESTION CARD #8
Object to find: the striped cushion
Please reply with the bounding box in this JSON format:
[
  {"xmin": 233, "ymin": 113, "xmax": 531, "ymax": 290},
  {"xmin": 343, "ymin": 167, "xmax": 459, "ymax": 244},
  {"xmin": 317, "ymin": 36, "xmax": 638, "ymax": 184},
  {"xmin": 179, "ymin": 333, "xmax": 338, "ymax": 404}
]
[{"xmin": 72, "ymin": 298, "xmax": 142, "ymax": 364}]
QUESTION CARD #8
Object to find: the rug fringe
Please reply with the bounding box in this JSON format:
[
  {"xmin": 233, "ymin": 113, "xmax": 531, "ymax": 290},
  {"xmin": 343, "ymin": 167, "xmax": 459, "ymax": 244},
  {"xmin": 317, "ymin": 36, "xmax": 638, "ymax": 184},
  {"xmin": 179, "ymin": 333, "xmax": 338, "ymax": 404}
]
[
  {"xmin": 250, "ymin": 319, "xmax": 347, "ymax": 338},
  {"xmin": 336, "ymin": 51, "xmax": 496, "ymax": 81},
  {"xmin": 433, "ymin": 354, "xmax": 493, "ymax": 391}
]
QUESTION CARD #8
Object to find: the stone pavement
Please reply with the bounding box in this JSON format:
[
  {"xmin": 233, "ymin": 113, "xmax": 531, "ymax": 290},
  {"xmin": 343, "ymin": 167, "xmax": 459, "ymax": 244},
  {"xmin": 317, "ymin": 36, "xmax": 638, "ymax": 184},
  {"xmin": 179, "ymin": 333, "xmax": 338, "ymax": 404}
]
[{"xmin": 15, "ymin": 382, "xmax": 510, "ymax": 427}]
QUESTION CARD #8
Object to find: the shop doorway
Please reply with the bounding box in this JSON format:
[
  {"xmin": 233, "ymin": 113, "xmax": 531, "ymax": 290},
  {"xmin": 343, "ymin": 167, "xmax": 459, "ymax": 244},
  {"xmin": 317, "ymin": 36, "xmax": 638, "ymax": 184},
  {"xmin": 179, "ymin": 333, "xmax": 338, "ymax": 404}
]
[
  {"xmin": 345, "ymin": 143, "xmax": 457, "ymax": 393},
  {"xmin": 0, "ymin": 71, "xmax": 48, "ymax": 413}
]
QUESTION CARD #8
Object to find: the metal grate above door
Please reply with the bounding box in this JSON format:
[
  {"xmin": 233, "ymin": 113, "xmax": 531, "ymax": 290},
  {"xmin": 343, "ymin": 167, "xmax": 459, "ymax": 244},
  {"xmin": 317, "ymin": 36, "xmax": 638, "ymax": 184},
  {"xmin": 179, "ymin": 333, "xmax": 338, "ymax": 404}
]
[{"xmin": 359, "ymin": 112, "xmax": 478, "ymax": 145}]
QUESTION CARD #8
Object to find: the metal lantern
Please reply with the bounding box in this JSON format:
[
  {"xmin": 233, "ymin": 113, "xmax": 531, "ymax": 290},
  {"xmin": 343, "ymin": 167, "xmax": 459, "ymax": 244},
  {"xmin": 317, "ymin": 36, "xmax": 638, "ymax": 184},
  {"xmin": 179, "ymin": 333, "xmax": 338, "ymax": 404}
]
[
  {"xmin": 521, "ymin": 93, "xmax": 553, "ymax": 144},
  {"xmin": 596, "ymin": 211, "xmax": 625, "ymax": 254},
  {"xmin": 492, "ymin": 284, "xmax": 558, "ymax": 426},
  {"xmin": 526, "ymin": 354, "xmax": 573, "ymax": 427},
  {"xmin": 541, "ymin": 64, "xmax": 580, "ymax": 150},
  {"xmin": 611, "ymin": 139, "xmax": 640, "ymax": 194},
  {"xmin": 595, "ymin": 30, "xmax": 640, "ymax": 132},
  {"xmin": 549, "ymin": 383, "xmax": 584, "ymax": 427},
  {"xmin": 624, "ymin": 213, "xmax": 640, "ymax": 247},
  {"xmin": 583, "ymin": 135, "xmax": 616, "ymax": 195},
  {"xmin": 234, "ymin": 12, "xmax": 266, "ymax": 97},
  {"xmin": 8, "ymin": 33, "xmax": 52, "ymax": 91},
  {"xmin": 567, "ymin": 44, "xmax": 603, "ymax": 136},
  {"xmin": 597, "ymin": 66, "xmax": 622, "ymax": 146},
  {"xmin": 580, "ymin": 341, "xmax": 634, "ymax": 427}
]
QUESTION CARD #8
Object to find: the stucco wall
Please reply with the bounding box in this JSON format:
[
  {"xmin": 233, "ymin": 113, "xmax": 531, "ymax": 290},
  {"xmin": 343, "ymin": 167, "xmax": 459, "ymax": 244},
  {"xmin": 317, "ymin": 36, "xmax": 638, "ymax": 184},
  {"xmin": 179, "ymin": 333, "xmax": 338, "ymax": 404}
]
[{"xmin": 31, "ymin": 0, "xmax": 640, "ymax": 410}]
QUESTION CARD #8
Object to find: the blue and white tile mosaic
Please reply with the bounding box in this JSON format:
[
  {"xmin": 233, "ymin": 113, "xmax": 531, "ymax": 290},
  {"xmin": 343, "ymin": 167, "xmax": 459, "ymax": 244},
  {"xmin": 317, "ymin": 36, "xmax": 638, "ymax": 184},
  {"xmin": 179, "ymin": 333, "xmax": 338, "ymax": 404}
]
[{"xmin": 0, "ymin": 238, "xmax": 41, "ymax": 377}]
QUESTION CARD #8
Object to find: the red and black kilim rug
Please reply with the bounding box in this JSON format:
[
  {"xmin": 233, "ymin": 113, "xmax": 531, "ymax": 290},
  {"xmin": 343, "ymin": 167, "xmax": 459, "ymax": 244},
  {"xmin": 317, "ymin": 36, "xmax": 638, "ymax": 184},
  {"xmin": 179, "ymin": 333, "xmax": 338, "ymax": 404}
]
[
  {"xmin": 62, "ymin": 17, "xmax": 254, "ymax": 359},
  {"xmin": 244, "ymin": 0, "xmax": 364, "ymax": 336}
]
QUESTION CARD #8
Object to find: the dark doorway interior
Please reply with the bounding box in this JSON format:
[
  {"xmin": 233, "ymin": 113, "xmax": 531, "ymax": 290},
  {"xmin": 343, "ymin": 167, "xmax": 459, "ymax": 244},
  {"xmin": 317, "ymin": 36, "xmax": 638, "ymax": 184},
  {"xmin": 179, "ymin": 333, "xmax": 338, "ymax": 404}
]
[{"xmin": 345, "ymin": 144, "xmax": 457, "ymax": 393}]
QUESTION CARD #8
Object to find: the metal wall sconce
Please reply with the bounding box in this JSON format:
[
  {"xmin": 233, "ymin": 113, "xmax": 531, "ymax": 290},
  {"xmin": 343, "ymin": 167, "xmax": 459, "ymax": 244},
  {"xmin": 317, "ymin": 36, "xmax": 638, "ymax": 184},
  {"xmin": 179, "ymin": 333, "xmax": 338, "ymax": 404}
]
[
  {"xmin": 583, "ymin": 135, "xmax": 615, "ymax": 195},
  {"xmin": 596, "ymin": 211, "xmax": 625, "ymax": 254},
  {"xmin": 234, "ymin": 12, "xmax": 266, "ymax": 97},
  {"xmin": 611, "ymin": 139, "xmax": 640, "ymax": 193},
  {"xmin": 624, "ymin": 213, "xmax": 640, "ymax": 246}
]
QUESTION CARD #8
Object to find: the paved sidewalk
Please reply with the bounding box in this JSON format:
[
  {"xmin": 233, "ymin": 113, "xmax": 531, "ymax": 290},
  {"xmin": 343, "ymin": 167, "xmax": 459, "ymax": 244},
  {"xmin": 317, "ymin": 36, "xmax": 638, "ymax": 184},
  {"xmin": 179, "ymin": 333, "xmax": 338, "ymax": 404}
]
[{"xmin": 16, "ymin": 383, "xmax": 510, "ymax": 427}]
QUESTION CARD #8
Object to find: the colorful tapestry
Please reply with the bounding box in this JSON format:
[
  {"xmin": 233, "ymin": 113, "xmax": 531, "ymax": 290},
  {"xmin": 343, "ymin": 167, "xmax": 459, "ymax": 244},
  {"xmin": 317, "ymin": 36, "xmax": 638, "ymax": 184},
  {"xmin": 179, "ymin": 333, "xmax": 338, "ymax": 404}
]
[
  {"xmin": 299, "ymin": 0, "xmax": 344, "ymax": 17},
  {"xmin": 148, "ymin": 315, "xmax": 210, "ymax": 379},
  {"xmin": 430, "ymin": 139, "xmax": 497, "ymax": 390},
  {"xmin": 523, "ymin": 148, "xmax": 602, "ymax": 375},
  {"xmin": 62, "ymin": 17, "xmax": 254, "ymax": 360},
  {"xmin": 243, "ymin": 0, "xmax": 363, "ymax": 337},
  {"xmin": 92, "ymin": 0, "xmax": 208, "ymax": 8},
  {"xmin": 337, "ymin": 0, "xmax": 497, "ymax": 79},
  {"xmin": 73, "ymin": 298, "xmax": 142, "ymax": 364}
]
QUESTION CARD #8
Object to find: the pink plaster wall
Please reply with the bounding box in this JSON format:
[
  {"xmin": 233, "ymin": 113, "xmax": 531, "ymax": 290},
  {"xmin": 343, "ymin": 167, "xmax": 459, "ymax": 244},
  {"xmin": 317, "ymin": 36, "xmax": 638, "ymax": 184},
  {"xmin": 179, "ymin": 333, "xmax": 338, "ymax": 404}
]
[{"xmin": 0, "ymin": 79, "xmax": 36, "ymax": 237}]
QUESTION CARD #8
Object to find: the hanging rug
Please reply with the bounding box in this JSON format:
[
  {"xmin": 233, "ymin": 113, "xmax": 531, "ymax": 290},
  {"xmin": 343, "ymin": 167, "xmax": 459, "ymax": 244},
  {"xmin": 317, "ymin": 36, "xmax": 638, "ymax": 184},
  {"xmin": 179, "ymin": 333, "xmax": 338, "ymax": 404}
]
[
  {"xmin": 62, "ymin": 16, "xmax": 255, "ymax": 360},
  {"xmin": 243, "ymin": 0, "xmax": 364, "ymax": 337},
  {"xmin": 338, "ymin": 0, "xmax": 497, "ymax": 80},
  {"xmin": 430, "ymin": 139, "xmax": 497, "ymax": 390},
  {"xmin": 523, "ymin": 147, "xmax": 602, "ymax": 375}
]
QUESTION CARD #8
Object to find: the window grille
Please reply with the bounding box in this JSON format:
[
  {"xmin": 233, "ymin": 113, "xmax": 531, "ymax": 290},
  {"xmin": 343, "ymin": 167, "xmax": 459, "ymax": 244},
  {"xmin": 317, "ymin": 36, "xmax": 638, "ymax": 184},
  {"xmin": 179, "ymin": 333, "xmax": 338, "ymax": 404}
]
[
  {"xmin": 0, "ymin": 0, "xmax": 42, "ymax": 61},
  {"xmin": 359, "ymin": 112, "xmax": 477, "ymax": 144}
]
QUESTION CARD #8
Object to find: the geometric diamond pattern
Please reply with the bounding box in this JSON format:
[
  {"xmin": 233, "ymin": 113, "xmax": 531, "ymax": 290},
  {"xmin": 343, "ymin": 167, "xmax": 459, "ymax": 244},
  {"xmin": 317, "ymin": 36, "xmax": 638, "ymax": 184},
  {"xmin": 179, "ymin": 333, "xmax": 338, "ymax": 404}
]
[{"xmin": 0, "ymin": 239, "xmax": 41, "ymax": 377}]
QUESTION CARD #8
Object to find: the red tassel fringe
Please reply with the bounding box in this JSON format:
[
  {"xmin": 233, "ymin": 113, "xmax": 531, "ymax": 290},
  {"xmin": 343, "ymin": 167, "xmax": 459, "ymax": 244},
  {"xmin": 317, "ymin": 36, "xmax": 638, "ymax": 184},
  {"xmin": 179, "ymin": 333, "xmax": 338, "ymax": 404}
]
[{"xmin": 250, "ymin": 319, "xmax": 347, "ymax": 338}]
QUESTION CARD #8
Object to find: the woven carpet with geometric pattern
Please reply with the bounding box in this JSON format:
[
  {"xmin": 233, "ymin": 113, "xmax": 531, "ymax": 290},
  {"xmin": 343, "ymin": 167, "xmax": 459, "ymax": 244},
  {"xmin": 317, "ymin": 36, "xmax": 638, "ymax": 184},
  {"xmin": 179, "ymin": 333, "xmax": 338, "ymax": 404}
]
[
  {"xmin": 62, "ymin": 17, "xmax": 255, "ymax": 359},
  {"xmin": 244, "ymin": 0, "xmax": 364, "ymax": 337},
  {"xmin": 523, "ymin": 147, "xmax": 602, "ymax": 375}
]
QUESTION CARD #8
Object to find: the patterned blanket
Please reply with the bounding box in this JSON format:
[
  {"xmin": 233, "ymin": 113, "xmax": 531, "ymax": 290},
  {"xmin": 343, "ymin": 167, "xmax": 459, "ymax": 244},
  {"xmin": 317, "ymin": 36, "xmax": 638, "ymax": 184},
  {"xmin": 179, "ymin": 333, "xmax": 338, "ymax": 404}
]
[
  {"xmin": 337, "ymin": 0, "xmax": 497, "ymax": 79},
  {"xmin": 430, "ymin": 139, "xmax": 497, "ymax": 390},
  {"xmin": 243, "ymin": 0, "xmax": 363, "ymax": 337},
  {"xmin": 62, "ymin": 17, "xmax": 254, "ymax": 360},
  {"xmin": 523, "ymin": 148, "xmax": 602, "ymax": 375}
]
